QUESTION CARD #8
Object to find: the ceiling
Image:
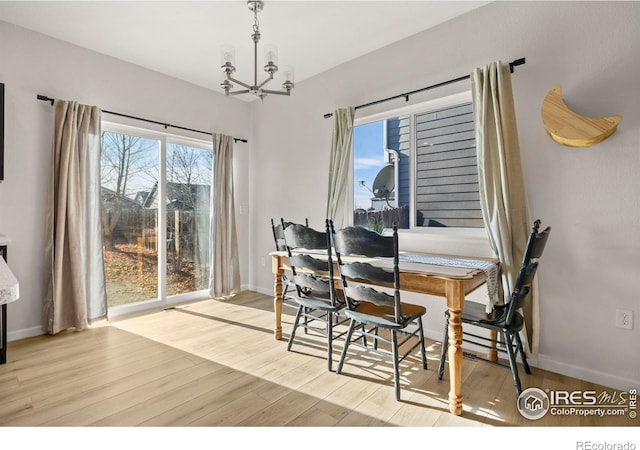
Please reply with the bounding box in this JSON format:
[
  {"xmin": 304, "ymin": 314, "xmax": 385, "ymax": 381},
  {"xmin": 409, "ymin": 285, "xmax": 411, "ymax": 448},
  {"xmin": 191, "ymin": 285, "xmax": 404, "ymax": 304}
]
[{"xmin": 0, "ymin": 1, "xmax": 490, "ymax": 101}]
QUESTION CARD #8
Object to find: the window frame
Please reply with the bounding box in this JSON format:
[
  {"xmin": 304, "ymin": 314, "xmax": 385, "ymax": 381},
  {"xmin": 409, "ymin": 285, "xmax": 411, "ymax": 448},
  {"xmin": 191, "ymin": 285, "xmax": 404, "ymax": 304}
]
[
  {"xmin": 101, "ymin": 120, "xmax": 214, "ymax": 319},
  {"xmin": 351, "ymin": 91, "xmax": 493, "ymax": 257}
]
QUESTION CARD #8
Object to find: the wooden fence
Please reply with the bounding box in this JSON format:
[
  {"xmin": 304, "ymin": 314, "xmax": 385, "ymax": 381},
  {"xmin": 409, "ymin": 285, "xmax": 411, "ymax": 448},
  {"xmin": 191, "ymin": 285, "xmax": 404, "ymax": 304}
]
[
  {"xmin": 353, "ymin": 205, "xmax": 409, "ymax": 230},
  {"xmin": 115, "ymin": 209, "xmax": 209, "ymax": 269}
]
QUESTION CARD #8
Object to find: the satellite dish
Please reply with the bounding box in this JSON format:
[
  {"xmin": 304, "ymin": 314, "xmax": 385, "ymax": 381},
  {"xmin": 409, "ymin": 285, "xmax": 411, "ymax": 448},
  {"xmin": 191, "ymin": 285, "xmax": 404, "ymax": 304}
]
[{"xmin": 372, "ymin": 164, "xmax": 395, "ymax": 199}]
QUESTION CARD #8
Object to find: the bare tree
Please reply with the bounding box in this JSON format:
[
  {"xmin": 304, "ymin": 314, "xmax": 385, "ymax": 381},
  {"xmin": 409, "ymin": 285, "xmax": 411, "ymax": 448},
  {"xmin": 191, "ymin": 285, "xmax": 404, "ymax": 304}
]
[
  {"xmin": 166, "ymin": 144, "xmax": 213, "ymax": 273},
  {"xmin": 166, "ymin": 144, "xmax": 212, "ymax": 209},
  {"xmin": 101, "ymin": 131, "xmax": 157, "ymax": 249}
]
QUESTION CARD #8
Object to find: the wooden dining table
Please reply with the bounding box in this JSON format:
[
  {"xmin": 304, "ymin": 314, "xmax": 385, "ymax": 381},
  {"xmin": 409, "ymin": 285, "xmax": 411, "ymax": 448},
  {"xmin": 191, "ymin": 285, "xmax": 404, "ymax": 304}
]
[{"xmin": 270, "ymin": 250, "xmax": 496, "ymax": 416}]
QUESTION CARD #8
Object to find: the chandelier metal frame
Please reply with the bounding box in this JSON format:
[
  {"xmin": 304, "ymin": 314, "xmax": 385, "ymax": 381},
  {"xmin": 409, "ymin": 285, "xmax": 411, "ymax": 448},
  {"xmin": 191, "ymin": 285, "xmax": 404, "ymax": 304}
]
[{"xmin": 220, "ymin": 1, "xmax": 294, "ymax": 100}]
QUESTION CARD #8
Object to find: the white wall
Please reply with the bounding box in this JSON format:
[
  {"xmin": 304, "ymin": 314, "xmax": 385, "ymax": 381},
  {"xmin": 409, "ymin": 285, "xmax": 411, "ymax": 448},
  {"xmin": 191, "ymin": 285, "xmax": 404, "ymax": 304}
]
[
  {"xmin": 248, "ymin": 1, "xmax": 640, "ymax": 390},
  {"xmin": 0, "ymin": 21, "xmax": 252, "ymax": 338}
]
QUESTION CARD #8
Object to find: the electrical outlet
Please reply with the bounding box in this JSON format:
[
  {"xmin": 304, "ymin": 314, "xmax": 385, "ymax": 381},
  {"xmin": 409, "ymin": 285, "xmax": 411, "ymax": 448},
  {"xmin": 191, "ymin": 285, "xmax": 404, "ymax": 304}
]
[{"xmin": 615, "ymin": 309, "xmax": 633, "ymax": 330}]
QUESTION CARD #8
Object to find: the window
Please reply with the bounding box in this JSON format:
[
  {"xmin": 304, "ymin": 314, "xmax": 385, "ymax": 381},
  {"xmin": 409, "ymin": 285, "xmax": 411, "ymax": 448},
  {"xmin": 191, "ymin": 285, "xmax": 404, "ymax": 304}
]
[
  {"xmin": 165, "ymin": 143, "xmax": 213, "ymax": 295},
  {"xmin": 100, "ymin": 122, "xmax": 213, "ymax": 314},
  {"xmin": 353, "ymin": 91, "xmax": 483, "ymax": 231}
]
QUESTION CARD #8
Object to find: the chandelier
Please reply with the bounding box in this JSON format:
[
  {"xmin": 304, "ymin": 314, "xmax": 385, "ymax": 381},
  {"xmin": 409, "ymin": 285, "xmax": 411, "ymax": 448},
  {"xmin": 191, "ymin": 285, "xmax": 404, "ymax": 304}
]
[{"xmin": 220, "ymin": 1, "xmax": 295, "ymax": 101}]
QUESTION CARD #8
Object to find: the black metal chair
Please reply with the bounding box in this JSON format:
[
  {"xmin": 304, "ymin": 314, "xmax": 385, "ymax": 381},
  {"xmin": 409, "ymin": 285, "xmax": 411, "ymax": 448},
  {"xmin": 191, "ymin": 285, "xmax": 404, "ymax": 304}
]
[
  {"xmin": 271, "ymin": 218, "xmax": 308, "ymax": 311},
  {"xmin": 330, "ymin": 221, "xmax": 428, "ymax": 401},
  {"xmin": 282, "ymin": 220, "xmax": 347, "ymax": 371},
  {"xmin": 437, "ymin": 219, "xmax": 551, "ymax": 397}
]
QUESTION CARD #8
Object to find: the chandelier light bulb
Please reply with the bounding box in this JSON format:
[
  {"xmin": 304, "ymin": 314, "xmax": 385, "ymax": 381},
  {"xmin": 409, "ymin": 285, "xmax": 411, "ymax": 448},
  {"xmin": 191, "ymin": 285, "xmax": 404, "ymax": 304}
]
[
  {"xmin": 263, "ymin": 45, "xmax": 278, "ymax": 75},
  {"xmin": 264, "ymin": 45, "xmax": 278, "ymax": 65},
  {"xmin": 282, "ymin": 66, "xmax": 295, "ymax": 91},
  {"xmin": 220, "ymin": 46, "xmax": 236, "ymax": 74},
  {"xmin": 221, "ymin": 46, "xmax": 235, "ymax": 64}
]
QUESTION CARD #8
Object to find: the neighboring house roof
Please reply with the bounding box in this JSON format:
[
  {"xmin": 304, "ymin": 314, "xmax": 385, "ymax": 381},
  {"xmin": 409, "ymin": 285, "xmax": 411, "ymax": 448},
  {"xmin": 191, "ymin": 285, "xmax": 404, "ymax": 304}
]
[
  {"xmin": 144, "ymin": 182, "xmax": 211, "ymax": 210},
  {"xmin": 101, "ymin": 186, "xmax": 143, "ymax": 210},
  {"xmin": 102, "ymin": 182, "xmax": 211, "ymax": 211},
  {"xmin": 134, "ymin": 190, "xmax": 152, "ymax": 207}
]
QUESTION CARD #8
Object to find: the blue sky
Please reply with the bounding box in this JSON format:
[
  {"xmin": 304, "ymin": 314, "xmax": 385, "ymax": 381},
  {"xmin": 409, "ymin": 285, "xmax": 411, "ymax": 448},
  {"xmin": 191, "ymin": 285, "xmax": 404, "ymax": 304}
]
[{"xmin": 353, "ymin": 121, "xmax": 386, "ymax": 210}]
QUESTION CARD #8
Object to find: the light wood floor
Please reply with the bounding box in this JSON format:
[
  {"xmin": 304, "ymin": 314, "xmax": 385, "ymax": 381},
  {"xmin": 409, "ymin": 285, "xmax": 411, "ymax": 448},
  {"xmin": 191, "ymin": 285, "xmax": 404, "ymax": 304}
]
[{"xmin": 0, "ymin": 290, "xmax": 635, "ymax": 427}]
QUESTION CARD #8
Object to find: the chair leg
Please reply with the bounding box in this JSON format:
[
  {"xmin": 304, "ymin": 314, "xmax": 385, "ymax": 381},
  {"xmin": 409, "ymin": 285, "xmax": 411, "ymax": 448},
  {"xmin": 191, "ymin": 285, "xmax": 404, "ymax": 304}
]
[
  {"xmin": 337, "ymin": 319, "xmax": 355, "ymax": 374},
  {"xmin": 417, "ymin": 318, "xmax": 428, "ymax": 370},
  {"xmin": 327, "ymin": 312, "xmax": 334, "ymax": 371},
  {"xmin": 372, "ymin": 326, "xmax": 378, "ymax": 350},
  {"xmin": 504, "ymin": 333, "xmax": 523, "ymax": 397},
  {"xmin": 355, "ymin": 323, "xmax": 367, "ymax": 347},
  {"xmin": 514, "ymin": 332, "xmax": 532, "ymax": 374},
  {"xmin": 391, "ymin": 330, "xmax": 401, "ymax": 401},
  {"xmin": 282, "ymin": 278, "xmax": 289, "ymax": 300},
  {"xmin": 287, "ymin": 305, "xmax": 303, "ymax": 351},
  {"xmin": 437, "ymin": 315, "xmax": 449, "ymax": 380}
]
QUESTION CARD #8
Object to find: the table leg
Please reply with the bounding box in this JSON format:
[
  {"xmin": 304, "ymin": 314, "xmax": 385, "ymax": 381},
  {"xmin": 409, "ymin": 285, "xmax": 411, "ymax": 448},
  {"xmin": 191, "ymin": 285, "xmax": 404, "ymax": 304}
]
[
  {"xmin": 272, "ymin": 256, "xmax": 283, "ymax": 340},
  {"xmin": 446, "ymin": 280, "xmax": 464, "ymax": 416},
  {"xmin": 487, "ymin": 330, "xmax": 499, "ymax": 362}
]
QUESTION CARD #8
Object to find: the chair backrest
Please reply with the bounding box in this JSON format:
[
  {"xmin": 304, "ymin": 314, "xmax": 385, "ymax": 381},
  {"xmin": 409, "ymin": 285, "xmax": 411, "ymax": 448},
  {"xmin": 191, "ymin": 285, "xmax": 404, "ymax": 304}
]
[
  {"xmin": 505, "ymin": 219, "xmax": 551, "ymax": 325},
  {"xmin": 282, "ymin": 221, "xmax": 337, "ymax": 303},
  {"xmin": 271, "ymin": 218, "xmax": 308, "ymax": 252},
  {"xmin": 330, "ymin": 220, "xmax": 403, "ymax": 324},
  {"xmin": 522, "ymin": 219, "xmax": 551, "ymax": 263}
]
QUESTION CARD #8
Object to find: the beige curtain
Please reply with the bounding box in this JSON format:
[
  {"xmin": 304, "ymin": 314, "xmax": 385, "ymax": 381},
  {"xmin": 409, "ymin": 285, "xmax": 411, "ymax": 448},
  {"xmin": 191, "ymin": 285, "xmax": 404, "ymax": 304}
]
[
  {"xmin": 471, "ymin": 61, "xmax": 537, "ymax": 354},
  {"xmin": 326, "ymin": 107, "xmax": 355, "ymax": 229},
  {"xmin": 209, "ymin": 133, "xmax": 240, "ymax": 298},
  {"xmin": 44, "ymin": 100, "xmax": 107, "ymax": 334}
]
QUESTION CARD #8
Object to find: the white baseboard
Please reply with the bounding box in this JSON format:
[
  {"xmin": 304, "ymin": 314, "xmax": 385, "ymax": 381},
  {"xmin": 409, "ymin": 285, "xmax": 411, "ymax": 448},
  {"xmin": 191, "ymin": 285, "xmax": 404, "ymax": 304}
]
[
  {"xmin": 534, "ymin": 353, "xmax": 639, "ymax": 392},
  {"xmin": 252, "ymin": 285, "xmax": 273, "ymax": 297},
  {"xmin": 8, "ymin": 326, "xmax": 44, "ymax": 342}
]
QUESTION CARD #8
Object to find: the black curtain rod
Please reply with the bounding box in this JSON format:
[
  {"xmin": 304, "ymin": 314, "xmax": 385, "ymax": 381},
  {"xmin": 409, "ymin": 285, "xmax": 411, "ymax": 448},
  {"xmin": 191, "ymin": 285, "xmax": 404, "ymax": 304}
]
[
  {"xmin": 323, "ymin": 57, "xmax": 526, "ymax": 119},
  {"xmin": 36, "ymin": 95, "xmax": 248, "ymax": 144}
]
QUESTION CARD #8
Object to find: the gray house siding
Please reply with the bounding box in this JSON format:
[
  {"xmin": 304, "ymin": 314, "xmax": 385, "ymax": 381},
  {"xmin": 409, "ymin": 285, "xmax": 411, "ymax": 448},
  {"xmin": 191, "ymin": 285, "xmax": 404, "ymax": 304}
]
[
  {"xmin": 386, "ymin": 102, "xmax": 483, "ymax": 228},
  {"xmin": 385, "ymin": 115, "xmax": 410, "ymax": 209}
]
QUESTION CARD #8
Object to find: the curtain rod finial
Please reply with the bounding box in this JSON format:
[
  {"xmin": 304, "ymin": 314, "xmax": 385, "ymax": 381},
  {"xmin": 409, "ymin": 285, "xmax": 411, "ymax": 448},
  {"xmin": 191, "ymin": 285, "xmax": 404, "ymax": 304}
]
[
  {"xmin": 37, "ymin": 94, "xmax": 54, "ymax": 105},
  {"xmin": 509, "ymin": 57, "xmax": 526, "ymax": 73}
]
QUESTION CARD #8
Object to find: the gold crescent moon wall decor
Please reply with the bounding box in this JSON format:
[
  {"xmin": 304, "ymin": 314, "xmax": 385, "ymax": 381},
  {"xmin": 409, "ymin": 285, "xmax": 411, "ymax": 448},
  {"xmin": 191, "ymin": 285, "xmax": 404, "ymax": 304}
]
[{"xmin": 541, "ymin": 84, "xmax": 622, "ymax": 148}]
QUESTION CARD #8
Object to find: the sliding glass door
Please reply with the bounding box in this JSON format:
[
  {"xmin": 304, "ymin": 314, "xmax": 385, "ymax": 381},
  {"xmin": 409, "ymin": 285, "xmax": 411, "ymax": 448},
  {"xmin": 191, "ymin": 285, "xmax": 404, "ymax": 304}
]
[
  {"xmin": 165, "ymin": 143, "xmax": 213, "ymax": 296},
  {"xmin": 101, "ymin": 128, "xmax": 159, "ymax": 309},
  {"xmin": 100, "ymin": 123, "xmax": 213, "ymax": 314}
]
